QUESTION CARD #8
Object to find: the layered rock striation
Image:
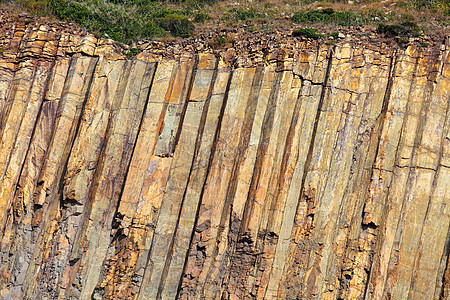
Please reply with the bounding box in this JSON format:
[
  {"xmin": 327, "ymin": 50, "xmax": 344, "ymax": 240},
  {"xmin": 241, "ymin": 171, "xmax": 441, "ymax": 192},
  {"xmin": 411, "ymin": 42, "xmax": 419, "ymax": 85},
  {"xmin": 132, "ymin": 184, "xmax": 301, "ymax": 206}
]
[{"xmin": 0, "ymin": 12, "xmax": 450, "ymax": 300}]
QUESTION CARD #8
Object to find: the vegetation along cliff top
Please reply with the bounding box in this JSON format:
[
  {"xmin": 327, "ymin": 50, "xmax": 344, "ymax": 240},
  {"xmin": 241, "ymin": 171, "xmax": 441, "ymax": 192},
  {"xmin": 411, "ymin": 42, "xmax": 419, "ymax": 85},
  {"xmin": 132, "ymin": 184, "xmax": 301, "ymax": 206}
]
[{"xmin": 0, "ymin": 0, "xmax": 449, "ymax": 57}]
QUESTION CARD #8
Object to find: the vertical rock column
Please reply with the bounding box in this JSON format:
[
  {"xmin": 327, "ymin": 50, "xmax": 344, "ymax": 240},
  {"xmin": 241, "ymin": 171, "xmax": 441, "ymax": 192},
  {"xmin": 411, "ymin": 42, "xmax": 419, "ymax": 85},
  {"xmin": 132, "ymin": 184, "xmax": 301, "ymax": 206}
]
[
  {"xmin": 39, "ymin": 54, "xmax": 129, "ymax": 298},
  {"xmin": 365, "ymin": 45, "xmax": 450, "ymax": 300},
  {"xmin": 1, "ymin": 54, "xmax": 98, "ymax": 299},
  {"xmin": 0, "ymin": 56, "xmax": 71, "ymax": 298},
  {"xmin": 179, "ymin": 64, "xmax": 259, "ymax": 299},
  {"xmin": 266, "ymin": 45, "xmax": 332, "ymax": 300},
  {"xmin": 437, "ymin": 42, "xmax": 450, "ymax": 300},
  {"xmin": 138, "ymin": 53, "xmax": 217, "ymax": 300},
  {"xmin": 93, "ymin": 54, "xmax": 199, "ymax": 299},
  {"xmin": 278, "ymin": 43, "xmax": 393, "ymax": 300}
]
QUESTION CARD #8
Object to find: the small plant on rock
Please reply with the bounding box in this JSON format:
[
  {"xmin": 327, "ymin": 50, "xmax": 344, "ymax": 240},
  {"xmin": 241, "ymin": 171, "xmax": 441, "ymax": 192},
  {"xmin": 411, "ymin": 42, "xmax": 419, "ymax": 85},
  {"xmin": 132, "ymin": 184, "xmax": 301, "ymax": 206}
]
[
  {"xmin": 292, "ymin": 28, "xmax": 323, "ymax": 39},
  {"xmin": 158, "ymin": 14, "xmax": 195, "ymax": 38},
  {"xmin": 377, "ymin": 21, "xmax": 421, "ymax": 38}
]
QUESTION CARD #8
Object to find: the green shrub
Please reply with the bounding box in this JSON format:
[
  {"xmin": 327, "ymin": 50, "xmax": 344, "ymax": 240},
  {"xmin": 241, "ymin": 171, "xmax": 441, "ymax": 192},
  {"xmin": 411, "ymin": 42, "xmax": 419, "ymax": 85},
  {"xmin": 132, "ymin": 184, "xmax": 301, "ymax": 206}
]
[
  {"xmin": 125, "ymin": 47, "xmax": 139, "ymax": 58},
  {"xmin": 210, "ymin": 35, "xmax": 234, "ymax": 48},
  {"xmin": 378, "ymin": 22, "xmax": 421, "ymax": 37},
  {"xmin": 226, "ymin": 8, "xmax": 261, "ymax": 21},
  {"xmin": 366, "ymin": 9, "xmax": 386, "ymax": 20},
  {"xmin": 182, "ymin": 0, "xmax": 216, "ymax": 6},
  {"xmin": 322, "ymin": 8, "xmax": 335, "ymax": 15},
  {"xmin": 292, "ymin": 9, "xmax": 368, "ymax": 26},
  {"xmin": 401, "ymin": 13, "xmax": 415, "ymax": 21},
  {"xmin": 182, "ymin": 0, "xmax": 204, "ymax": 9},
  {"xmin": 333, "ymin": 11, "xmax": 368, "ymax": 26},
  {"xmin": 292, "ymin": 10, "xmax": 327, "ymax": 23},
  {"xmin": 47, "ymin": 0, "xmax": 199, "ymax": 43},
  {"xmin": 300, "ymin": 0, "xmax": 317, "ymax": 4},
  {"xmin": 11, "ymin": 0, "xmax": 52, "ymax": 16},
  {"xmin": 157, "ymin": 14, "xmax": 195, "ymax": 37},
  {"xmin": 410, "ymin": 0, "xmax": 449, "ymax": 10},
  {"xmin": 397, "ymin": 38, "xmax": 409, "ymax": 45},
  {"xmin": 214, "ymin": 35, "xmax": 226, "ymax": 46},
  {"xmin": 194, "ymin": 12, "xmax": 210, "ymax": 23},
  {"xmin": 292, "ymin": 28, "xmax": 323, "ymax": 39}
]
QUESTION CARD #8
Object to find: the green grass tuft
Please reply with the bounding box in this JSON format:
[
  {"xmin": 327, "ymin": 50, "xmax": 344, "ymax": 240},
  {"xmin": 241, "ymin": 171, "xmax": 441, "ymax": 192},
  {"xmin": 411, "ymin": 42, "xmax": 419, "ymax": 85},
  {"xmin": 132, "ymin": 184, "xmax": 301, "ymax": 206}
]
[{"xmin": 194, "ymin": 12, "xmax": 210, "ymax": 23}]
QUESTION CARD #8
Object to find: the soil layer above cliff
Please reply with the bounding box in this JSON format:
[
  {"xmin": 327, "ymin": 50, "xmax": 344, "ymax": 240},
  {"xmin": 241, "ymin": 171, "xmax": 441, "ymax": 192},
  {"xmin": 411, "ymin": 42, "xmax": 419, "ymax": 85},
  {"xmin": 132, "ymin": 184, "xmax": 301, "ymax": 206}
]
[{"xmin": 0, "ymin": 8, "xmax": 449, "ymax": 299}]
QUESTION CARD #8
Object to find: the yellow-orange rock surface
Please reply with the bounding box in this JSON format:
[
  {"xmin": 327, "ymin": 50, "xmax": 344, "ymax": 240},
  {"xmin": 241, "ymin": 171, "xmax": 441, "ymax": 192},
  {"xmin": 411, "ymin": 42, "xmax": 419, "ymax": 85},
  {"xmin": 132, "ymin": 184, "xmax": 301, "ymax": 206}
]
[{"xmin": 0, "ymin": 11, "xmax": 449, "ymax": 300}]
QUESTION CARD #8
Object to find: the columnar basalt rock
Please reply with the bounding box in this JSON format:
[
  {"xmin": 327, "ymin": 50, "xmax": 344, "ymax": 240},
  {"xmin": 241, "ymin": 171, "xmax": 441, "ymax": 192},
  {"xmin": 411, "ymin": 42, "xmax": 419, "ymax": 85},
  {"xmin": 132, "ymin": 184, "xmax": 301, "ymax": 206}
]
[{"xmin": 0, "ymin": 11, "xmax": 449, "ymax": 300}]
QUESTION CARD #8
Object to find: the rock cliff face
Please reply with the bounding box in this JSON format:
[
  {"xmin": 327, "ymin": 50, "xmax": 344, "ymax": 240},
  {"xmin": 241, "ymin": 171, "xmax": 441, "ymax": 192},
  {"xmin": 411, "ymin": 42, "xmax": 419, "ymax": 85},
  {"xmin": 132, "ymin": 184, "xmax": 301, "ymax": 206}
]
[{"xmin": 0, "ymin": 12, "xmax": 450, "ymax": 300}]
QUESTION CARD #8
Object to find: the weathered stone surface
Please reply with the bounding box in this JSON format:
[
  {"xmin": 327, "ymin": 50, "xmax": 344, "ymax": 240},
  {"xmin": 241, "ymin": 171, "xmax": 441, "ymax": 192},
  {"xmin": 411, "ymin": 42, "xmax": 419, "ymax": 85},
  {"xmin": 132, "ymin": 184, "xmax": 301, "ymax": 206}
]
[{"xmin": 0, "ymin": 13, "xmax": 449, "ymax": 300}]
